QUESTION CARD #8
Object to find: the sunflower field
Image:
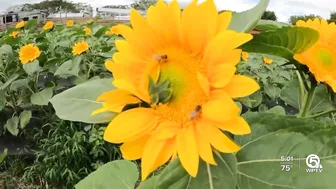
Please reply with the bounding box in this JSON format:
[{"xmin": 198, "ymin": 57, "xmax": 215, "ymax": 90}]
[{"xmin": 1, "ymin": 0, "xmax": 336, "ymax": 188}]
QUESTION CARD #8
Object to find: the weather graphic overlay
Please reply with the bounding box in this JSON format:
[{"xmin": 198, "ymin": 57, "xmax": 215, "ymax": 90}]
[
  {"xmin": 280, "ymin": 156, "xmax": 294, "ymax": 172},
  {"xmin": 306, "ymin": 154, "xmax": 323, "ymax": 173}
]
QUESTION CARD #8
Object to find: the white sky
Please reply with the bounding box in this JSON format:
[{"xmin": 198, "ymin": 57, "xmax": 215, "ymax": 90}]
[{"xmin": 0, "ymin": 0, "xmax": 335, "ymax": 23}]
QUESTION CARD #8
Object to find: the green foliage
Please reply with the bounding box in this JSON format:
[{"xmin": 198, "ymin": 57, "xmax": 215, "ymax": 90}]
[
  {"xmin": 24, "ymin": 120, "xmax": 122, "ymax": 188},
  {"xmin": 75, "ymin": 160, "xmax": 139, "ymax": 189},
  {"xmin": 241, "ymin": 26, "xmax": 319, "ymax": 60},
  {"xmin": 328, "ymin": 12, "xmax": 336, "ymax": 23},
  {"xmin": 289, "ymin": 14, "xmax": 322, "ymax": 25},
  {"xmin": 50, "ymin": 78, "xmax": 116, "ymax": 123},
  {"xmin": 228, "ymin": 0, "xmax": 270, "ymax": 32},
  {"xmin": 261, "ymin": 10, "xmax": 277, "ymax": 21},
  {"xmin": 255, "ymin": 20, "xmax": 289, "ymax": 31},
  {"xmin": 131, "ymin": 0, "xmax": 157, "ymax": 10},
  {"xmin": 0, "ymin": 149, "xmax": 7, "ymax": 163}
]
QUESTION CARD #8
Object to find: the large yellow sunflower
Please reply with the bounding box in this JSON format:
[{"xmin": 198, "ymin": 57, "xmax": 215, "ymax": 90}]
[
  {"xmin": 93, "ymin": 0, "xmax": 259, "ymax": 180},
  {"xmin": 294, "ymin": 18, "xmax": 336, "ymax": 91},
  {"xmin": 43, "ymin": 21, "xmax": 54, "ymax": 30},
  {"xmin": 19, "ymin": 44, "xmax": 41, "ymax": 64}
]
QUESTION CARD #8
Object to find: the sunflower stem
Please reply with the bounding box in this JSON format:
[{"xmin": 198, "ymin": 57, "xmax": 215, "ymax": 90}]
[
  {"xmin": 307, "ymin": 109, "xmax": 336, "ymax": 119},
  {"xmin": 299, "ymin": 75, "xmax": 317, "ymax": 118}
]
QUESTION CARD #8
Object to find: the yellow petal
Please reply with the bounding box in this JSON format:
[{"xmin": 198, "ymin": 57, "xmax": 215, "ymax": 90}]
[
  {"xmin": 113, "ymin": 79, "xmax": 150, "ymax": 102},
  {"xmin": 97, "ymin": 89, "xmax": 140, "ymax": 113},
  {"xmin": 148, "ymin": 138, "xmax": 176, "ymax": 175},
  {"xmin": 91, "ymin": 107, "xmax": 107, "ymax": 116},
  {"xmin": 217, "ymin": 11, "xmax": 232, "ymax": 33},
  {"xmin": 203, "ymin": 125, "xmax": 241, "ymax": 153},
  {"xmin": 202, "ymin": 94, "xmax": 240, "ymax": 122},
  {"xmin": 197, "ymin": 72, "xmax": 210, "ymax": 96},
  {"xmin": 208, "ymin": 64, "xmax": 236, "ymax": 88},
  {"xmin": 181, "ymin": 0, "xmax": 218, "ymax": 55},
  {"xmin": 195, "ymin": 122, "xmax": 217, "ymax": 165},
  {"xmin": 217, "ymin": 116, "xmax": 251, "ymax": 135},
  {"xmin": 177, "ymin": 126, "xmax": 199, "ymax": 177},
  {"xmin": 155, "ymin": 121, "xmax": 179, "ymax": 140},
  {"xmin": 104, "ymin": 108, "xmax": 158, "ymax": 143},
  {"xmin": 223, "ymin": 75, "xmax": 260, "ymax": 98},
  {"xmin": 120, "ymin": 135, "xmax": 150, "ymax": 160}
]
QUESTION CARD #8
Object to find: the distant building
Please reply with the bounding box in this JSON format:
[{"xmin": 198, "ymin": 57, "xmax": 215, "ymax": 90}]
[
  {"xmin": 18, "ymin": 10, "xmax": 48, "ymax": 21},
  {"xmin": 48, "ymin": 12, "xmax": 91, "ymax": 19},
  {"xmin": 0, "ymin": 12, "xmax": 19, "ymax": 24},
  {"xmin": 96, "ymin": 6, "xmax": 145, "ymax": 20}
]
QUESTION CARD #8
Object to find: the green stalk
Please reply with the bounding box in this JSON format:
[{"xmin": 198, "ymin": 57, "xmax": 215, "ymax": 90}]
[{"xmin": 299, "ymin": 75, "xmax": 318, "ymax": 118}]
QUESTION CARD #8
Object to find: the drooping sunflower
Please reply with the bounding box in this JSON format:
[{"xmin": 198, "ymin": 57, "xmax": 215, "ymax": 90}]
[
  {"xmin": 93, "ymin": 0, "xmax": 259, "ymax": 180},
  {"xmin": 83, "ymin": 27, "xmax": 91, "ymax": 35},
  {"xmin": 66, "ymin": 20, "xmax": 74, "ymax": 27},
  {"xmin": 43, "ymin": 21, "xmax": 54, "ymax": 30},
  {"xmin": 263, "ymin": 56, "xmax": 273, "ymax": 64},
  {"xmin": 15, "ymin": 21, "xmax": 25, "ymax": 29},
  {"xmin": 72, "ymin": 41, "xmax": 89, "ymax": 55},
  {"xmin": 19, "ymin": 44, "xmax": 41, "ymax": 64},
  {"xmin": 242, "ymin": 51, "xmax": 248, "ymax": 61},
  {"xmin": 294, "ymin": 18, "xmax": 336, "ymax": 91},
  {"xmin": 10, "ymin": 31, "xmax": 19, "ymax": 38}
]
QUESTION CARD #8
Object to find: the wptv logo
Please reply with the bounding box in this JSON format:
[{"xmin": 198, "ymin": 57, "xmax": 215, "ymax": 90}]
[{"xmin": 305, "ymin": 154, "xmax": 323, "ymax": 173}]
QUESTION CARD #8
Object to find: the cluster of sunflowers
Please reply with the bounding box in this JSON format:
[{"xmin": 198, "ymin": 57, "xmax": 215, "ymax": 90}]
[{"xmin": 12, "ymin": 18, "xmax": 116, "ymax": 64}]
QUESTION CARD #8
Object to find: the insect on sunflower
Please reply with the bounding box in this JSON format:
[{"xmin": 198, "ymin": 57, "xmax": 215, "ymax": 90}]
[{"xmin": 93, "ymin": 0, "xmax": 259, "ymax": 180}]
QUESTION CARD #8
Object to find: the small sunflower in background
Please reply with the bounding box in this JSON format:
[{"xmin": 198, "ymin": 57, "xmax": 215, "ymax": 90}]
[
  {"xmin": 242, "ymin": 51, "xmax": 248, "ymax": 61},
  {"xmin": 19, "ymin": 44, "xmax": 41, "ymax": 64},
  {"xmin": 43, "ymin": 21, "xmax": 54, "ymax": 30},
  {"xmin": 105, "ymin": 25, "xmax": 120, "ymax": 36},
  {"xmin": 10, "ymin": 31, "xmax": 19, "ymax": 38},
  {"xmin": 87, "ymin": 19, "xmax": 93, "ymax": 24},
  {"xmin": 72, "ymin": 41, "xmax": 89, "ymax": 55},
  {"xmin": 15, "ymin": 21, "xmax": 25, "ymax": 29},
  {"xmin": 83, "ymin": 26, "xmax": 91, "ymax": 36},
  {"xmin": 263, "ymin": 56, "xmax": 273, "ymax": 64},
  {"xmin": 294, "ymin": 18, "xmax": 336, "ymax": 91},
  {"xmin": 66, "ymin": 20, "xmax": 74, "ymax": 27}
]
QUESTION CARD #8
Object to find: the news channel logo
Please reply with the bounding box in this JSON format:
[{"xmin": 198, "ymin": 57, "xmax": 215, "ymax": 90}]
[{"xmin": 306, "ymin": 154, "xmax": 323, "ymax": 173}]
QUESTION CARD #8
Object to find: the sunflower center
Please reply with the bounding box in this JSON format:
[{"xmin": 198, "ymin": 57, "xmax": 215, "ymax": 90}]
[
  {"xmin": 154, "ymin": 48, "xmax": 208, "ymax": 126},
  {"xmin": 316, "ymin": 48, "xmax": 335, "ymax": 68}
]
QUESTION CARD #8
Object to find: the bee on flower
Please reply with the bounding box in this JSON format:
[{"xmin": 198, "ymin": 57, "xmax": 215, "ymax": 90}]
[{"xmin": 92, "ymin": 0, "xmax": 259, "ymax": 181}]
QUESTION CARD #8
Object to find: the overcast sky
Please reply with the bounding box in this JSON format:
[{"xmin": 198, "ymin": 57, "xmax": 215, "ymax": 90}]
[{"xmin": 0, "ymin": 0, "xmax": 335, "ymax": 23}]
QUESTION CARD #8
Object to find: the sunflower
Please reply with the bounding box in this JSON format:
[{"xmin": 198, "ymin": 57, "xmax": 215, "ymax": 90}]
[
  {"xmin": 19, "ymin": 44, "xmax": 41, "ymax": 64},
  {"xmin": 242, "ymin": 51, "xmax": 248, "ymax": 61},
  {"xmin": 43, "ymin": 21, "xmax": 54, "ymax": 30},
  {"xmin": 15, "ymin": 21, "xmax": 25, "ymax": 29},
  {"xmin": 66, "ymin": 20, "xmax": 74, "ymax": 27},
  {"xmin": 93, "ymin": 0, "xmax": 259, "ymax": 180},
  {"xmin": 87, "ymin": 19, "xmax": 93, "ymax": 24},
  {"xmin": 294, "ymin": 18, "xmax": 336, "ymax": 91},
  {"xmin": 10, "ymin": 31, "xmax": 19, "ymax": 38},
  {"xmin": 263, "ymin": 56, "xmax": 273, "ymax": 64},
  {"xmin": 106, "ymin": 25, "xmax": 120, "ymax": 36},
  {"xmin": 72, "ymin": 41, "xmax": 89, "ymax": 55},
  {"xmin": 83, "ymin": 27, "xmax": 91, "ymax": 35}
]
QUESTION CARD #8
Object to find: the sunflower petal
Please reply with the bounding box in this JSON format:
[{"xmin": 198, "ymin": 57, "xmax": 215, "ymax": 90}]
[
  {"xmin": 217, "ymin": 11, "xmax": 232, "ymax": 33},
  {"xmin": 223, "ymin": 75, "xmax": 260, "ymax": 98},
  {"xmin": 120, "ymin": 135, "xmax": 150, "ymax": 160},
  {"xmin": 104, "ymin": 108, "xmax": 158, "ymax": 143},
  {"xmin": 197, "ymin": 72, "xmax": 210, "ymax": 96},
  {"xmin": 217, "ymin": 116, "xmax": 251, "ymax": 135},
  {"xmin": 177, "ymin": 126, "xmax": 199, "ymax": 177},
  {"xmin": 208, "ymin": 64, "xmax": 236, "ymax": 88},
  {"xmin": 195, "ymin": 121, "xmax": 217, "ymax": 165}
]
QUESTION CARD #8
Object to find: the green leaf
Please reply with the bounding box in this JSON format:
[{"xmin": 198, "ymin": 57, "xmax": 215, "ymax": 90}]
[
  {"xmin": 54, "ymin": 56, "xmax": 82, "ymax": 77},
  {"xmin": 0, "ymin": 74, "xmax": 19, "ymax": 90},
  {"xmin": 241, "ymin": 27, "xmax": 319, "ymax": 60},
  {"xmin": 19, "ymin": 110, "xmax": 32, "ymax": 129},
  {"xmin": 75, "ymin": 160, "xmax": 139, "ymax": 189},
  {"xmin": 280, "ymin": 76, "xmax": 301, "ymax": 110},
  {"xmin": 228, "ymin": 0, "xmax": 270, "ymax": 32},
  {"xmin": 0, "ymin": 44, "xmax": 13, "ymax": 57},
  {"xmin": 240, "ymin": 91, "xmax": 263, "ymax": 108},
  {"xmin": 0, "ymin": 149, "xmax": 7, "ymax": 163},
  {"xmin": 10, "ymin": 79, "xmax": 29, "ymax": 91},
  {"xmin": 0, "ymin": 91, "xmax": 5, "ymax": 111},
  {"xmin": 264, "ymin": 84, "xmax": 281, "ymax": 99},
  {"xmin": 254, "ymin": 20, "xmax": 290, "ymax": 31},
  {"xmin": 236, "ymin": 112, "xmax": 336, "ymax": 189},
  {"xmin": 308, "ymin": 85, "xmax": 335, "ymax": 115},
  {"xmin": 24, "ymin": 19, "xmax": 38, "ymax": 30},
  {"xmin": 50, "ymin": 78, "xmax": 116, "ymax": 124},
  {"xmin": 30, "ymin": 87, "xmax": 54, "ymax": 106},
  {"xmin": 22, "ymin": 60, "xmax": 41, "ymax": 75},
  {"xmin": 94, "ymin": 25, "xmax": 108, "ymax": 38},
  {"xmin": 4, "ymin": 116, "xmax": 19, "ymax": 136},
  {"xmin": 266, "ymin": 105, "xmax": 286, "ymax": 115},
  {"xmin": 140, "ymin": 153, "xmax": 237, "ymax": 189}
]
